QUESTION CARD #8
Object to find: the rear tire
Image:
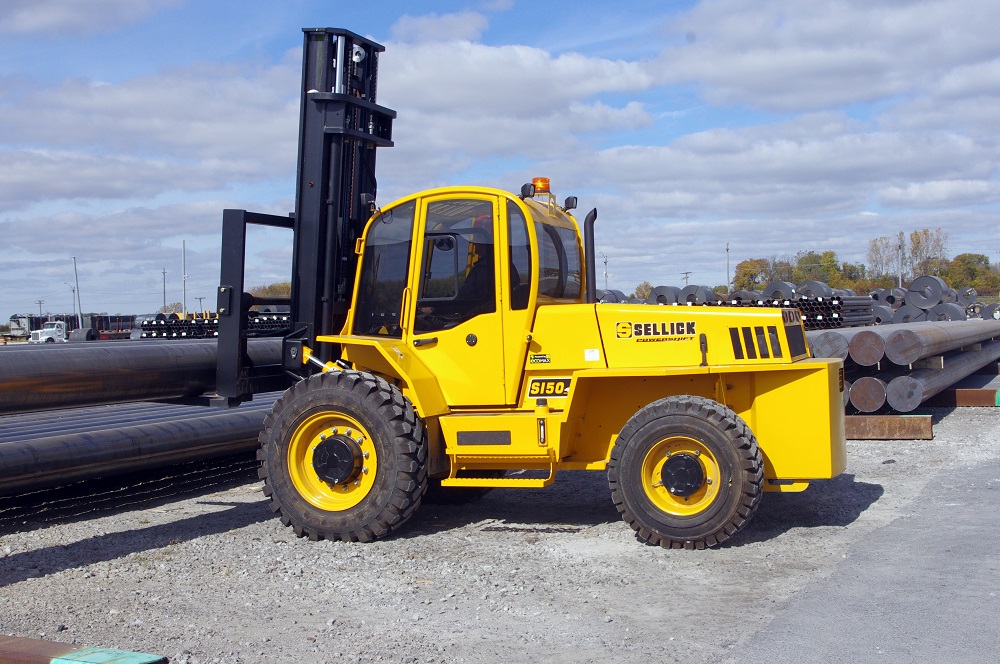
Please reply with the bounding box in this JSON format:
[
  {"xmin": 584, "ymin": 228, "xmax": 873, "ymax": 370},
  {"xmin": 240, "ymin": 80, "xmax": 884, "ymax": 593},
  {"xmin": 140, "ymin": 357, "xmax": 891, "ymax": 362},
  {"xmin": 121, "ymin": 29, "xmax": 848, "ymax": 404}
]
[
  {"xmin": 258, "ymin": 371, "xmax": 427, "ymax": 542},
  {"xmin": 608, "ymin": 395, "xmax": 763, "ymax": 549}
]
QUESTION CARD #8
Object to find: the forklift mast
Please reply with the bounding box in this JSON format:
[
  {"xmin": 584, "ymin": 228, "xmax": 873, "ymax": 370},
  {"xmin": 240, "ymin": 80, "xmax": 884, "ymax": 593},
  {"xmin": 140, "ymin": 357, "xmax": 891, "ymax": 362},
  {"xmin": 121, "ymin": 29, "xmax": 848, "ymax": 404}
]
[{"xmin": 215, "ymin": 28, "xmax": 396, "ymax": 405}]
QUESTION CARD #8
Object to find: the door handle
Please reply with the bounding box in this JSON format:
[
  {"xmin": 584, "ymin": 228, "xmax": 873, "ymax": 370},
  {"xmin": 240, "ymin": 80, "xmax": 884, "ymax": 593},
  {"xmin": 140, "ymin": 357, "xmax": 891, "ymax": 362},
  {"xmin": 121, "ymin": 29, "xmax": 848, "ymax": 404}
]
[{"xmin": 413, "ymin": 337, "xmax": 438, "ymax": 347}]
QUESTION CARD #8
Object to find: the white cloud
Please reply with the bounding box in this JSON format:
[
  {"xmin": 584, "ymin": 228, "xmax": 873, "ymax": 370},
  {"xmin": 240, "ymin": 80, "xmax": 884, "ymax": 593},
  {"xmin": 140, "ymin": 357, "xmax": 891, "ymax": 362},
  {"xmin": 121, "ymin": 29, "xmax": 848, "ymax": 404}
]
[
  {"xmin": 0, "ymin": 0, "xmax": 181, "ymax": 35},
  {"xmin": 390, "ymin": 11, "xmax": 489, "ymax": 44},
  {"xmin": 656, "ymin": 0, "xmax": 1000, "ymax": 111},
  {"xmin": 878, "ymin": 180, "xmax": 1000, "ymax": 208},
  {"xmin": 0, "ymin": 55, "xmax": 300, "ymax": 212},
  {"xmin": 382, "ymin": 41, "xmax": 653, "ymax": 116}
]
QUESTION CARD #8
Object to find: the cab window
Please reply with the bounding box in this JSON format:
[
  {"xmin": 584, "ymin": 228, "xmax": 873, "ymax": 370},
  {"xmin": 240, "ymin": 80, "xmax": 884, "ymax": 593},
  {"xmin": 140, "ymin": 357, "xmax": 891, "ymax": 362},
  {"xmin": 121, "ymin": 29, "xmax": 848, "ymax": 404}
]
[
  {"xmin": 508, "ymin": 201, "xmax": 531, "ymax": 310},
  {"xmin": 415, "ymin": 198, "xmax": 496, "ymax": 332},
  {"xmin": 351, "ymin": 201, "xmax": 415, "ymax": 337},
  {"xmin": 536, "ymin": 221, "xmax": 582, "ymax": 300}
]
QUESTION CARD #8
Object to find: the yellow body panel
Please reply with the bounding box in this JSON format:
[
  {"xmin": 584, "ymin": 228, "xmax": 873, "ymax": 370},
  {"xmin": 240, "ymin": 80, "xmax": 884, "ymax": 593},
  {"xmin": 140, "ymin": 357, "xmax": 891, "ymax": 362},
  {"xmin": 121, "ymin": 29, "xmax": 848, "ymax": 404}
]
[{"xmin": 318, "ymin": 184, "xmax": 845, "ymax": 490}]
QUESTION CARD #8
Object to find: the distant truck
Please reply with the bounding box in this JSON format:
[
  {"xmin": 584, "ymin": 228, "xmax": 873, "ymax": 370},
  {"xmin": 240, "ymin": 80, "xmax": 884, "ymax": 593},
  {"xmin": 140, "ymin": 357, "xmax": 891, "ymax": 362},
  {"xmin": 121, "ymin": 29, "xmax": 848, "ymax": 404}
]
[
  {"xmin": 29, "ymin": 320, "xmax": 69, "ymax": 343},
  {"xmin": 5, "ymin": 313, "xmax": 137, "ymax": 342}
]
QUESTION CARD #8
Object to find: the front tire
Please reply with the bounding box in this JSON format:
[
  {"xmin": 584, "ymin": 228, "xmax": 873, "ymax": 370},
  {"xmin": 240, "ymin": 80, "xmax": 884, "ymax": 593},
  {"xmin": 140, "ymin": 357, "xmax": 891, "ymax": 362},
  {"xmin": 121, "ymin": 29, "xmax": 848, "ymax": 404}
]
[
  {"xmin": 259, "ymin": 371, "xmax": 427, "ymax": 542},
  {"xmin": 608, "ymin": 395, "xmax": 763, "ymax": 549}
]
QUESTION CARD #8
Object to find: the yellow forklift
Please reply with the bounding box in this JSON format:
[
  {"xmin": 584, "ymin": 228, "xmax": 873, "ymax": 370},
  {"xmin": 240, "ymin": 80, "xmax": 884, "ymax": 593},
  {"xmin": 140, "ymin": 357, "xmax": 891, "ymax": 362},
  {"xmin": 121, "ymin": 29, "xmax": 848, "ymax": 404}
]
[{"xmin": 215, "ymin": 28, "xmax": 846, "ymax": 549}]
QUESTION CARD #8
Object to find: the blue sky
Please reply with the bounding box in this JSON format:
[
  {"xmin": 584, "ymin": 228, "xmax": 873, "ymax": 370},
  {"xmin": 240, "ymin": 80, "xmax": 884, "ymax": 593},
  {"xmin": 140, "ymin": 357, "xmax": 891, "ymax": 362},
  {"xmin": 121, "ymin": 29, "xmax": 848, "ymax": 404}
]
[{"xmin": 2, "ymin": 0, "xmax": 999, "ymax": 320}]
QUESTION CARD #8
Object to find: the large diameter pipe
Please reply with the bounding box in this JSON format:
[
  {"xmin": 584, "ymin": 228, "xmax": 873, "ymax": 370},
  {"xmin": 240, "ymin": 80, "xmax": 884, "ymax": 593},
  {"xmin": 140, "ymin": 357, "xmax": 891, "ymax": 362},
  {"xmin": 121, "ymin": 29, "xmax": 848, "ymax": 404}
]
[
  {"xmin": 885, "ymin": 340, "xmax": 1000, "ymax": 412},
  {"xmin": 0, "ymin": 339, "xmax": 282, "ymax": 415},
  {"xmin": 883, "ymin": 320, "xmax": 1000, "ymax": 366},
  {"xmin": 0, "ymin": 395, "xmax": 276, "ymax": 495}
]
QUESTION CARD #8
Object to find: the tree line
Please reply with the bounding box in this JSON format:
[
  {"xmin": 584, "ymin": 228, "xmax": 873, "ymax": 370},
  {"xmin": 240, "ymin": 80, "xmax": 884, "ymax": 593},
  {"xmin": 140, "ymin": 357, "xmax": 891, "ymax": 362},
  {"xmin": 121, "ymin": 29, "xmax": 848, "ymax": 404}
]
[{"xmin": 729, "ymin": 228, "xmax": 999, "ymax": 296}]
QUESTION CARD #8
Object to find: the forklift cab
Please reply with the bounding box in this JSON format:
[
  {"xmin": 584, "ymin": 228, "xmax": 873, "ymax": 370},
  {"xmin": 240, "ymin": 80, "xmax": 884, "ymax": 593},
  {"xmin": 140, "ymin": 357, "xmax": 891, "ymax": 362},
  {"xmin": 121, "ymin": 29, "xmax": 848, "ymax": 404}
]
[{"xmin": 342, "ymin": 185, "xmax": 582, "ymax": 408}]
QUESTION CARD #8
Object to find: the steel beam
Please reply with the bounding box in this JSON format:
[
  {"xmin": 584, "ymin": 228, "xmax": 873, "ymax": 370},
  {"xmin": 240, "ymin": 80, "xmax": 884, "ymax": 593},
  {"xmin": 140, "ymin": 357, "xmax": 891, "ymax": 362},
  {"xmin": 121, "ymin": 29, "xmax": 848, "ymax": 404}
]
[{"xmin": 844, "ymin": 415, "xmax": 933, "ymax": 440}]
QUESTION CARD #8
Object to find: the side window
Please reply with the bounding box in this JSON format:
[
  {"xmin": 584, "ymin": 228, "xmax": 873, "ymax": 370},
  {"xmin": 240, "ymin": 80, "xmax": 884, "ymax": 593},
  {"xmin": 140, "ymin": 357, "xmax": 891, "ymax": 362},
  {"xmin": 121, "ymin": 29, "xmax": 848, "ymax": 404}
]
[
  {"xmin": 507, "ymin": 201, "xmax": 531, "ymax": 310},
  {"xmin": 415, "ymin": 198, "xmax": 496, "ymax": 332},
  {"xmin": 351, "ymin": 201, "xmax": 415, "ymax": 337},
  {"xmin": 535, "ymin": 221, "xmax": 583, "ymax": 300}
]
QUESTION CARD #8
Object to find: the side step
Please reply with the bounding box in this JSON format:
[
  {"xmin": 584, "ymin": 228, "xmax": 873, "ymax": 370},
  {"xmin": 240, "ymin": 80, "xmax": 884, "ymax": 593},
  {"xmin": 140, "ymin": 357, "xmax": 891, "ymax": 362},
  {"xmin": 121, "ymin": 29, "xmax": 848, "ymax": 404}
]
[
  {"xmin": 442, "ymin": 454, "xmax": 556, "ymax": 488},
  {"xmin": 440, "ymin": 474, "xmax": 555, "ymax": 489}
]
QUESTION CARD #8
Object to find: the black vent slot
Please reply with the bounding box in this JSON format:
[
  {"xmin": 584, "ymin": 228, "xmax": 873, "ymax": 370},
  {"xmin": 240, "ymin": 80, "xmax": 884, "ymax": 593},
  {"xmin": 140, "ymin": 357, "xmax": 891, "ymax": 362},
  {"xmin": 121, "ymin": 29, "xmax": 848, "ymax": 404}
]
[
  {"xmin": 741, "ymin": 327, "xmax": 758, "ymax": 359},
  {"xmin": 786, "ymin": 323, "xmax": 807, "ymax": 357},
  {"xmin": 729, "ymin": 327, "xmax": 744, "ymax": 359},
  {"xmin": 767, "ymin": 325, "xmax": 783, "ymax": 358},
  {"xmin": 754, "ymin": 326, "xmax": 770, "ymax": 358}
]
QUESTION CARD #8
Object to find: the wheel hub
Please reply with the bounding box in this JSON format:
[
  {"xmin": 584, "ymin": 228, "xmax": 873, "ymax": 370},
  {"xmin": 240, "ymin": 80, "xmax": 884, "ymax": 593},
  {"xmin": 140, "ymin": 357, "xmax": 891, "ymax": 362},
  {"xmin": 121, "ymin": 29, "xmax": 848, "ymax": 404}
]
[
  {"xmin": 661, "ymin": 453, "xmax": 705, "ymax": 497},
  {"xmin": 312, "ymin": 434, "xmax": 363, "ymax": 486}
]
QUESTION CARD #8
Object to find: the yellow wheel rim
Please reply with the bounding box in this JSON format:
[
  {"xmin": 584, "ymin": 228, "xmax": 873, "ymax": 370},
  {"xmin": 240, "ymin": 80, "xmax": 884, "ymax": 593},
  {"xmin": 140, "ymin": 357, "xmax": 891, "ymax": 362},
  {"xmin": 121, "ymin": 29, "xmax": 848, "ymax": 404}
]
[
  {"xmin": 641, "ymin": 436, "xmax": 720, "ymax": 516},
  {"xmin": 287, "ymin": 411, "xmax": 378, "ymax": 511}
]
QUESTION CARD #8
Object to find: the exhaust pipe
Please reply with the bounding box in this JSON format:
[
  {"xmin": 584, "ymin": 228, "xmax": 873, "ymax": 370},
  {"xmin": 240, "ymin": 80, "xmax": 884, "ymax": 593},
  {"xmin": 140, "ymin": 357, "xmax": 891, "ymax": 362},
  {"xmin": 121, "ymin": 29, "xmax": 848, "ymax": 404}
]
[{"xmin": 583, "ymin": 208, "xmax": 598, "ymax": 304}]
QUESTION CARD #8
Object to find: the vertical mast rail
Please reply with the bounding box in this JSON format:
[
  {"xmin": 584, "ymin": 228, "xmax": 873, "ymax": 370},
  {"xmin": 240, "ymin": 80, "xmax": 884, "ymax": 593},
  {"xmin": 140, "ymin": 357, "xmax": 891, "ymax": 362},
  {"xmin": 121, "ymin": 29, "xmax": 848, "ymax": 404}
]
[{"xmin": 215, "ymin": 28, "xmax": 395, "ymax": 405}]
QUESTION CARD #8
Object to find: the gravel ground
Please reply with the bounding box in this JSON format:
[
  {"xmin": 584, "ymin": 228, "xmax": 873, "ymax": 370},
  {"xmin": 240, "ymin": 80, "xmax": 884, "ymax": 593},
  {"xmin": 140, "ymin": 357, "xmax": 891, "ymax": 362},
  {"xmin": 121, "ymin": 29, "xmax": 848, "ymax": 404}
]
[{"xmin": 1, "ymin": 405, "xmax": 998, "ymax": 663}]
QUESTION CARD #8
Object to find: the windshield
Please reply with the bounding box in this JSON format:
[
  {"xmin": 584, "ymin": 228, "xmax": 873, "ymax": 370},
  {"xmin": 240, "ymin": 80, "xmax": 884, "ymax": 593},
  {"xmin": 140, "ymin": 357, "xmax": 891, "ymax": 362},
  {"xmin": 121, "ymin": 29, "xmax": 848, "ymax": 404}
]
[{"xmin": 351, "ymin": 200, "xmax": 416, "ymax": 337}]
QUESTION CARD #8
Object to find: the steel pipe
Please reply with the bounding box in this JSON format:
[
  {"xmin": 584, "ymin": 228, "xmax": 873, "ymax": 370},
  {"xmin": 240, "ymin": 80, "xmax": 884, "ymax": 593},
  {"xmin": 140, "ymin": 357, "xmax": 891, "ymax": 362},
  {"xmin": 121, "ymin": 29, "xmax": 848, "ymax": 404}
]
[
  {"xmin": 883, "ymin": 320, "xmax": 1000, "ymax": 366},
  {"xmin": 0, "ymin": 339, "xmax": 282, "ymax": 415},
  {"xmin": 885, "ymin": 340, "xmax": 1000, "ymax": 412},
  {"xmin": 0, "ymin": 395, "xmax": 277, "ymax": 495}
]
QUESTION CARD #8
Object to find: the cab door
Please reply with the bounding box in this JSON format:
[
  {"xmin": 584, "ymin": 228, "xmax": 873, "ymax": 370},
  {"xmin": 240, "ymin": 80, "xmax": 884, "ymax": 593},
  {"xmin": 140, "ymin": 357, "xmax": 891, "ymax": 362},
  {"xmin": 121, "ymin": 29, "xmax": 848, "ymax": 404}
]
[{"xmin": 407, "ymin": 194, "xmax": 507, "ymax": 406}]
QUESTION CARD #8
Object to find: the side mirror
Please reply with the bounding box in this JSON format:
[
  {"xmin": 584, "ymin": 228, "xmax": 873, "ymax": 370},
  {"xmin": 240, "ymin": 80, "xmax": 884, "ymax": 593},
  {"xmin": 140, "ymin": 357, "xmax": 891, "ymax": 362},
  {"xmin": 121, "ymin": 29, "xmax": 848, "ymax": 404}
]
[
  {"xmin": 562, "ymin": 196, "xmax": 578, "ymax": 211},
  {"xmin": 519, "ymin": 183, "xmax": 535, "ymax": 199}
]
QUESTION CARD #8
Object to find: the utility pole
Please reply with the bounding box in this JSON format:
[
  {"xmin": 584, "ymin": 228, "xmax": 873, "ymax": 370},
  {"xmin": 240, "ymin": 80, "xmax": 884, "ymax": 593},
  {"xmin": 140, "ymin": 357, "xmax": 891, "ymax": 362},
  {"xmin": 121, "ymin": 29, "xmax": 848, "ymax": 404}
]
[
  {"xmin": 897, "ymin": 234, "xmax": 904, "ymax": 288},
  {"xmin": 65, "ymin": 283, "xmax": 77, "ymax": 328},
  {"xmin": 72, "ymin": 256, "xmax": 83, "ymax": 326},
  {"xmin": 726, "ymin": 242, "xmax": 730, "ymax": 291},
  {"xmin": 182, "ymin": 240, "xmax": 188, "ymax": 317},
  {"xmin": 681, "ymin": 271, "xmax": 692, "ymax": 286},
  {"xmin": 162, "ymin": 267, "xmax": 167, "ymax": 311},
  {"xmin": 35, "ymin": 299, "xmax": 44, "ymax": 317},
  {"xmin": 599, "ymin": 251, "xmax": 608, "ymax": 290}
]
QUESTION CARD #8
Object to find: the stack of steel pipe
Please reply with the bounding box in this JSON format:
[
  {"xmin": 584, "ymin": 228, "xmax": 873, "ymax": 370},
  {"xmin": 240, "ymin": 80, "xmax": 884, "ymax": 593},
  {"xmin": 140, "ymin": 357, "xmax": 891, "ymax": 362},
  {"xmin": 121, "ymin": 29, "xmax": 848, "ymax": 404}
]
[
  {"xmin": 644, "ymin": 280, "xmax": 877, "ymax": 330},
  {"xmin": 140, "ymin": 314, "xmax": 290, "ymax": 339},
  {"xmin": 0, "ymin": 394, "xmax": 277, "ymax": 495},
  {"xmin": 808, "ymin": 319, "xmax": 1000, "ymax": 413},
  {"xmin": 0, "ymin": 339, "xmax": 285, "ymax": 494}
]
